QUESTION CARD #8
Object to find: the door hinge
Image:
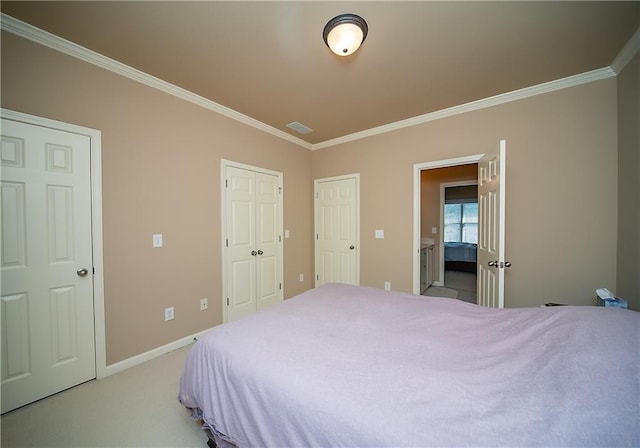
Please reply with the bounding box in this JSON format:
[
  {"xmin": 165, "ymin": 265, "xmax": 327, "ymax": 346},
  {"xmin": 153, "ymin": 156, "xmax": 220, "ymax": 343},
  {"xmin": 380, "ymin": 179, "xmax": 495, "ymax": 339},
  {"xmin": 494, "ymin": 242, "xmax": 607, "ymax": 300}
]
[
  {"xmin": 279, "ymin": 187, "xmax": 282, "ymax": 195},
  {"xmin": 225, "ymin": 238, "xmax": 229, "ymax": 247},
  {"xmin": 279, "ymin": 235, "xmax": 281, "ymax": 242},
  {"xmin": 225, "ymin": 179, "xmax": 228, "ymax": 188},
  {"xmin": 279, "ymin": 283, "xmax": 282, "ymax": 290},
  {"xmin": 316, "ymin": 274, "xmax": 319, "ymax": 281},
  {"xmin": 316, "ymin": 234, "xmax": 319, "ymax": 240},
  {"xmin": 92, "ymin": 267, "xmax": 95, "ymax": 275},
  {"xmin": 226, "ymin": 297, "xmax": 229, "ymax": 306}
]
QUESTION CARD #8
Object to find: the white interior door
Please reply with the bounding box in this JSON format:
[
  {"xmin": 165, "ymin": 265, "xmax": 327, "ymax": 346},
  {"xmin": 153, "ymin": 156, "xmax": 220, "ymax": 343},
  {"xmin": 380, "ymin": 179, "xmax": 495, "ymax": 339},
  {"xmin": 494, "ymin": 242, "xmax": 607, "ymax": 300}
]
[
  {"xmin": 477, "ymin": 140, "xmax": 506, "ymax": 308},
  {"xmin": 225, "ymin": 166, "xmax": 257, "ymax": 321},
  {"xmin": 255, "ymin": 172, "xmax": 281, "ymax": 311},
  {"xmin": 314, "ymin": 175, "xmax": 359, "ymax": 286},
  {"xmin": 223, "ymin": 163, "xmax": 282, "ymax": 322},
  {"xmin": 1, "ymin": 118, "xmax": 96, "ymax": 413}
]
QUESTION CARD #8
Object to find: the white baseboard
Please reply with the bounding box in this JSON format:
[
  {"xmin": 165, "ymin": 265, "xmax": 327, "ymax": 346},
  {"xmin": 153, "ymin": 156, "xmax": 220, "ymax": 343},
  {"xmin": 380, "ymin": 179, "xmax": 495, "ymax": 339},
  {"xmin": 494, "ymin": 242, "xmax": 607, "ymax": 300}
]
[{"xmin": 100, "ymin": 326, "xmax": 218, "ymax": 379}]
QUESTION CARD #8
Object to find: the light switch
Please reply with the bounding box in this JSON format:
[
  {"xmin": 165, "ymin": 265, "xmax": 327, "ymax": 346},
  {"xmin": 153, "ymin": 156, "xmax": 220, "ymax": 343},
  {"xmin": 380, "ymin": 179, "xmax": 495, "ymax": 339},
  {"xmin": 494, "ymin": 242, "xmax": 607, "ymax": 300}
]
[
  {"xmin": 285, "ymin": 229, "xmax": 290, "ymax": 239},
  {"xmin": 152, "ymin": 234, "xmax": 163, "ymax": 248},
  {"xmin": 431, "ymin": 227, "xmax": 437, "ymax": 234},
  {"xmin": 375, "ymin": 230, "xmax": 384, "ymax": 239}
]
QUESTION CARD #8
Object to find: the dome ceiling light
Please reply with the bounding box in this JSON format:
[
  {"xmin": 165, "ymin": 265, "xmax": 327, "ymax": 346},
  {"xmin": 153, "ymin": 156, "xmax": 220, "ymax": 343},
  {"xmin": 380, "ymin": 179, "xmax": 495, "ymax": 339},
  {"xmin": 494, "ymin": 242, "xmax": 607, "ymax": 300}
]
[{"xmin": 322, "ymin": 13, "xmax": 368, "ymax": 56}]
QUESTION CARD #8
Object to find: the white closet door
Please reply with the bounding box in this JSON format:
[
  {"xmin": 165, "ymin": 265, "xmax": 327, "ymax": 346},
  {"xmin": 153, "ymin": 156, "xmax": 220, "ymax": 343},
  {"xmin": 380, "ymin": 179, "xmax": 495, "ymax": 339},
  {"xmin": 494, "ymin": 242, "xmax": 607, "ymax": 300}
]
[
  {"xmin": 255, "ymin": 172, "xmax": 281, "ymax": 311},
  {"xmin": 225, "ymin": 166, "xmax": 258, "ymax": 322},
  {"xmin": 1, "ymin": 118, "xmax": 96, "ymax": 413},
  {"xmin": 224, "ymin": 163, "xmax": 282, "ymax": 322}
]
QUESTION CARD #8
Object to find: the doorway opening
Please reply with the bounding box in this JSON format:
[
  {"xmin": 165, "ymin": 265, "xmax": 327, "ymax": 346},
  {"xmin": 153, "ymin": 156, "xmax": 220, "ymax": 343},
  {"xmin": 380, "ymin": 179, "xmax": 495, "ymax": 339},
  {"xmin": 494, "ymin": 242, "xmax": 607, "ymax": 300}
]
[
  {"xmin": 432, "ymin": 182, "xmax": 479, "ymax": 303},
  {"xmin": 412, "ymin": 154, "xmax": 483, "ymax": 299}
]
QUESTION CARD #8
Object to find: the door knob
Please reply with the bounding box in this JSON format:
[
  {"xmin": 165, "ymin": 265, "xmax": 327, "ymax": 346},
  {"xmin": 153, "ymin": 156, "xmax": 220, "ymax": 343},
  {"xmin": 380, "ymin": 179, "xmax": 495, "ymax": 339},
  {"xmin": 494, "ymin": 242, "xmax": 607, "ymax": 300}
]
[
  {"xmin": 487, "ymin": 261, "xmax": 498, "ymax": 267},
  {"xmin": 257, "ymin": 250, "xmax": 264, "ymax": 255},
  {"xmin": 76, "ymin": 268, "xmax": 89, "ymax": 277},
  {"xmin": 349, "ymin": 245, "xmax": 355, "ymax": 250},
  {"xmin": 251, "ymin": 250, "xmax": 257, "ymax": 256},
  {"xmin": 503, "ymin": 261, "xmax": 512, "ymax": 268}
]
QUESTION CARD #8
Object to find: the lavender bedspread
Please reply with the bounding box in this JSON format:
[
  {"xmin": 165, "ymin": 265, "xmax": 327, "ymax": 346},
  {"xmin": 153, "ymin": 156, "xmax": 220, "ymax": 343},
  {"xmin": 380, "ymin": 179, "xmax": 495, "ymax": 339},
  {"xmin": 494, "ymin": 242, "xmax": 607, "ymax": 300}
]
[{"xmin": 178, "ymin": 283, "xmax": 639, "ymax": 447}]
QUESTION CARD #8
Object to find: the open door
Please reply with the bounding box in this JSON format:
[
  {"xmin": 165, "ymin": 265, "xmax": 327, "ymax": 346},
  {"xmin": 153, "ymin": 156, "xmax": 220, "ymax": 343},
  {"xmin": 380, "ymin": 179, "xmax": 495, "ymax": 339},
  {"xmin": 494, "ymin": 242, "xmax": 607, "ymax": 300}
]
[{"xmin": 477, "ymin": 140, "xmax": 508, "ymax": 307}]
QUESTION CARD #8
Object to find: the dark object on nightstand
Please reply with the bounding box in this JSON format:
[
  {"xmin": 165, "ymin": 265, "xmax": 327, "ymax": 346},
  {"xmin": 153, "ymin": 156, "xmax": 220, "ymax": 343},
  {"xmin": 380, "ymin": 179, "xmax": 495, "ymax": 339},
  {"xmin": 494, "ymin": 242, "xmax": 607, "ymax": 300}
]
[{"xmin": 544, "ymin": 302, "xmax": 566, "ymax": 307}]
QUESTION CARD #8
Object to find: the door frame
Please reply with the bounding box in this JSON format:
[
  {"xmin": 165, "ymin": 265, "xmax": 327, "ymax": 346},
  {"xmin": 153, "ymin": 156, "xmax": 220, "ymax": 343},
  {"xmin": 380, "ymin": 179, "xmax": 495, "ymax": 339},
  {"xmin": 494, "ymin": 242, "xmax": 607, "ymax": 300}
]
[
  {"xmin": 412, "ymin": 154, "xmax": 483, "ymax": 295},
  {"xmin": 220, "ymin": 159, "xmax": 284, "ymax": 323},
  {"xmin": 1, "ymin": 108, "xmax": 107, "ymax": 379},
  {"xmin": 438, "ymin": 180, "xmax": 478, "ymax": 287},
  {"xmin": 314, "ymin": 173, "xmax": 361, "ymax": 287}
]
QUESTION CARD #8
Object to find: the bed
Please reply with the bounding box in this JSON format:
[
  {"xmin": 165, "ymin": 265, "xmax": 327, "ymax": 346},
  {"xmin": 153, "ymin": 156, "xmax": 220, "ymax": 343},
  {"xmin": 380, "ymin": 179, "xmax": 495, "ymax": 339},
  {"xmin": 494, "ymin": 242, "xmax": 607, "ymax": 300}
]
[
  {"xmin": 179, "ymin": 283, "xmax": 639, "ymax": 447},
  {"xmin": 444, "ymin": 241, "xmax": 477, "ymax": 272}
]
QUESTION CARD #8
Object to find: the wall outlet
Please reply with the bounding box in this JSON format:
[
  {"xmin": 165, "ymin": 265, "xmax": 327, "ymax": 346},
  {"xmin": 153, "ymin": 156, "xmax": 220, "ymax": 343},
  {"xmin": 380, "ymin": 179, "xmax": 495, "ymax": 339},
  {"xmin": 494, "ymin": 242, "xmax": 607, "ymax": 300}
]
[
  {"xmin": 384, "ymin": 281, "xmax": 391, "ymax": 290},
  {"xmin": 375, "ymin": 229, "xmax": 384, "ymax": 239},
  {"xmin": 153, "ymin": 234, "xmax": 163, "ymax": 248},
  {"xmin": 299, "ymin": 273, "xmax": 304, "ymax": 282},
  {"xmin": 200, "ymin": 297, "xmax": 208, "ymax": 311},
  {"xmin": 431, "ymin": 227, "xmax": 437, "ymax": 234},
  {"xmin": 164, "ymin": 306, "xmax": 174, "ymax": 321}
]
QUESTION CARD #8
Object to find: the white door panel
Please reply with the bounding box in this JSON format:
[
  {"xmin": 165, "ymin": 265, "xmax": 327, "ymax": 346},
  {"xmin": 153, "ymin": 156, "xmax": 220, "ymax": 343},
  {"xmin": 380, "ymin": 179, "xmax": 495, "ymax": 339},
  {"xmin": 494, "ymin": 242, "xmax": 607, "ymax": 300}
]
[
  {"xmin": 255, "ymin": 172, "xmax": 280, "ymax": 310},
  {"xmin": 226, "ymin": 166, "xmax": 257, "ymax": 321},
  {"xmin": 224, "ymin": 163, "xmax": 282, "ymax": 322},
  {"xmin": 477, "ymin": 140, "xmax": 506, "ymax": 308},
  {"xmin": 1, "ymin": 118, "xmax": 95, "ymax": 413},
  {"xmin": 315, "ymin": 175, "xmax": 359, "ymax": 286}
]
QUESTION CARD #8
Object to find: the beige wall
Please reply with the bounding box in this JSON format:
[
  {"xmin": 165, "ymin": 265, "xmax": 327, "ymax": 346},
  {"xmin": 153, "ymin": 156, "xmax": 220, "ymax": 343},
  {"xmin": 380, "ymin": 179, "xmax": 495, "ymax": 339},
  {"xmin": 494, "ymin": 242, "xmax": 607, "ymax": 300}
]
[
  {"xmin": 1, "ymin": 32, "xmax": 314, "ymax": 364},
  {"xmin": 617, "ymin": 52, "xmax": 640, "ymax": 311},
  {"xmin": 420, "ymin": 165, "xmax": 477, "ymax": 284},
  {"xmin": 1, "ymin": 30, "xmax": 633, "ymax": 367},
  {"xmin": 312, "ymin": 78, "xmax": 619, "ymax": 308}
]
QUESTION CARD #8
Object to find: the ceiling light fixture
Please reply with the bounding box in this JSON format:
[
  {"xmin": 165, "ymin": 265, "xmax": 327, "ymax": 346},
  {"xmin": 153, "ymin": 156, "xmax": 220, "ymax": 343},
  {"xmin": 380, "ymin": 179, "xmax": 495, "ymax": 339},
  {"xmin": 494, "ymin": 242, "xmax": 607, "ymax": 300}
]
[{"xmin": 323, "ymin": 13, "xmax": 368, "ymax": 56}]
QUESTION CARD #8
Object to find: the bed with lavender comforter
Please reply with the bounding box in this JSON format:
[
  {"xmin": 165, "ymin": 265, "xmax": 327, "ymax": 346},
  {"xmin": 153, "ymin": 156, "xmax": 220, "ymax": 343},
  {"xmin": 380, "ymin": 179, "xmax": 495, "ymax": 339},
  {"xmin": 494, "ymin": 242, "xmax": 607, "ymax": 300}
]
[{"xmin": 178, "ymin": 283, "xmax": 639, "ymax": 447}]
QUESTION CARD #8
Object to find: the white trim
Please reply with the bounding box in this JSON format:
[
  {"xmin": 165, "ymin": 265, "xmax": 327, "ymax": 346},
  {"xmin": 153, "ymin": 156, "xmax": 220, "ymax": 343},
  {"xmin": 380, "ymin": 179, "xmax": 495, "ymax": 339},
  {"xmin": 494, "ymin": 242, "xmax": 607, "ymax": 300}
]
[
  {"xmin": 0, "ymin": 13, "xmax": 312, "ymax": 151},
  {"xmin": 0, "ymin": 108, "xmax": 108, "ymax": 379},
  {"xmin": 1, "ymin": 13, "xmax": 626, "ymax": 153},
  {"xmin": 438, "ymin": 180, "xmax": 479, "ymax": 287},
  {"xmin": 220, "ymin": 159, "xmax": 284, "ymax": 323},
  {"xmin": 611, "ymin": 27, "xmax": 640, "ymax": 74},
  {"xmin": 413, "ymin": 155, "xmax": 483, "ymax": 294},
  {"xmin": 103, "ymin": 326, "xmax": 217, "ymax": 377},
  {"xmin": 313, "ymin": 173, "xmax": 361, "ymax": 287},
  {"xmin": 313, "ymin": 67, "xmax": 614, "ymax": 150}
]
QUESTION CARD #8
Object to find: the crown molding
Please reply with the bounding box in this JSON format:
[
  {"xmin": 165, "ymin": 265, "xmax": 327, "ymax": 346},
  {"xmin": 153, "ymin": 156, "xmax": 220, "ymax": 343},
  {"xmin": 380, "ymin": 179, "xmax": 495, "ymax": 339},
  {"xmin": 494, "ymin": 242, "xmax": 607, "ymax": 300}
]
[
  {"xmin": 311, "ymin": 67, "xmax": 615, "ymax": 150},
  {"xmin": 611, "ymin": 26, "xmax": 640, "ymax": 75},
  {"xmin": 0, "ymin": 13, "xmax": 313, "ymax": 150}
]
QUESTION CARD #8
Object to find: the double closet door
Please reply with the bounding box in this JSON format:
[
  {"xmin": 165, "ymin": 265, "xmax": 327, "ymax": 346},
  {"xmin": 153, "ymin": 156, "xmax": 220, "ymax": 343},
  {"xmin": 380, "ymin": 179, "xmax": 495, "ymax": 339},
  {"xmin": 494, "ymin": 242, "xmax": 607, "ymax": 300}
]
[{"xmin": 223, "ymin": 162, "xmax": 283, "ymax": 322}]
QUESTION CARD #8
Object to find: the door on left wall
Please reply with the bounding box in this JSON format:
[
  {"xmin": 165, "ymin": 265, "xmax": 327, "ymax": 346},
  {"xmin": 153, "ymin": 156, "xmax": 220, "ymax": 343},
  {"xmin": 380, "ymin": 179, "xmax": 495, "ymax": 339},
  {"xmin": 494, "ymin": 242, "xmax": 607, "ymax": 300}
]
[{"xmin": 1, "ymin": 118, "xmax": 96, "ymax": 414}]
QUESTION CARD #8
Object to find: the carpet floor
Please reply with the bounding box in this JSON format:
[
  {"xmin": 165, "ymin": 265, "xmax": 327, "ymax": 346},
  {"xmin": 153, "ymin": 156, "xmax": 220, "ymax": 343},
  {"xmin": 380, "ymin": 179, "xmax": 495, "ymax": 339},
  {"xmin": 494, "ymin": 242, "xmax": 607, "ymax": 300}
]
[
  {"xmin": 445, "ymin": 270, "xmax": 477, "ymax": 304},
  {"xmin": 1, "ymin": 345, "xmax": 206, "ymax": 447}
]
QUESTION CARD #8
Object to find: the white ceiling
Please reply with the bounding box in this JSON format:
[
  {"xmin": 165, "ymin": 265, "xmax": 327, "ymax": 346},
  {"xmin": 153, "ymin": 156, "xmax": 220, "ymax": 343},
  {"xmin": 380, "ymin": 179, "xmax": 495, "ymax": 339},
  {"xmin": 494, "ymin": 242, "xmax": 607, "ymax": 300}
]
[{"xmin": 2, "ymin": 1, "xmax": 638, "ymax": 147}]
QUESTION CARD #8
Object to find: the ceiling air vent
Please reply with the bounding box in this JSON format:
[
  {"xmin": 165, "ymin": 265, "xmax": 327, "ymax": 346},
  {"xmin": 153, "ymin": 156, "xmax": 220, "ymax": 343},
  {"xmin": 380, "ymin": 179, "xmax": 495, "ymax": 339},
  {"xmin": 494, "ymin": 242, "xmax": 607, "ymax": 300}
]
[{"xmin": 286, "ymin": 121, "xmax": 313, "ymax": 134}]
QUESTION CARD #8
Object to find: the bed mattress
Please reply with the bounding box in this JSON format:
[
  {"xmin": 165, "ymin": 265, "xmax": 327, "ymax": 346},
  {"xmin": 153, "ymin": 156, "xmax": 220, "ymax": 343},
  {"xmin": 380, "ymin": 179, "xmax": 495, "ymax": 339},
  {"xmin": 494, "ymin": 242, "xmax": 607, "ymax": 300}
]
[
  {"xmin": 179, "ymin": 283, "xmax": 639, "ymax": 447},
  {"xmin": 444, "ymin": 241, "xmax": 477, "ymax": 262}
]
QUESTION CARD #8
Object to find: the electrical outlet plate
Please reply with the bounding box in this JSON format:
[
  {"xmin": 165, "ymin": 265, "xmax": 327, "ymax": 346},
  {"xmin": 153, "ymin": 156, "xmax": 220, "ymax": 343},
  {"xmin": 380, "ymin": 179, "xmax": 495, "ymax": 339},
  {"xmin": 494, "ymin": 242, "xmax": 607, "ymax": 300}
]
[
  {"xmin": 384, "ymin": 281, "xmax": 391, "ymax": 290},
  {"xmin": 164, "ymin": 307, "xmax": 174, "ymax": 321},
  {"xmin": 200, "ymin": 298, "xmax": 208, "ymax": 311}
]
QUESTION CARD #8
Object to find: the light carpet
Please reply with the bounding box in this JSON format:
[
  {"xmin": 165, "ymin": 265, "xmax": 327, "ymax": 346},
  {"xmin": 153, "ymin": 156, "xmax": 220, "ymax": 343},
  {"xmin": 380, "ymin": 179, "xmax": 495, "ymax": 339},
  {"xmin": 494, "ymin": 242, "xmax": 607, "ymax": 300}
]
[
  {"xmin": 423, "ymin": 286, "xmax": 458, "ymax": 299},
  {"xmin": 1, "ymin": 345, "xmax": 206, "ymax": 447}
]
